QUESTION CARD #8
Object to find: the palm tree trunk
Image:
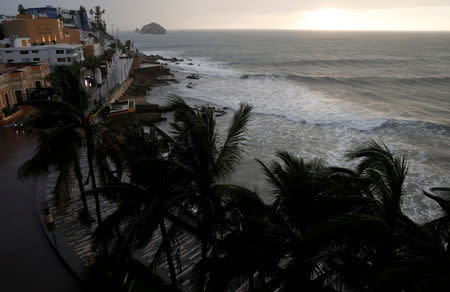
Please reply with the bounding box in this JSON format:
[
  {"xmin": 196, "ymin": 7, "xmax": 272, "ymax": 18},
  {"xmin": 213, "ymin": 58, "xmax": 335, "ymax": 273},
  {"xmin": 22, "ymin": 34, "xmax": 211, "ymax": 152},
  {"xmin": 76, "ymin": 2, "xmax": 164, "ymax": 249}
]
[
  {"xmin": 199, "ymin": 194, "xmax": 209, "ymax": 291},
  {"xmin": 63, "ymin": 175, "xmax": 71, "ymax": 200},
  {"xmin": 199, "ymin": 240, "xmax": 208, "ymax": 291},
  {"xmin": 159, "ymin": 218, "xmax": 177, "ymax": 287},
  {"xmin": 73, "ymin": 161, "xmax": 89, "ymax": 215},
  {"xmin": 87, "ymin": 139, "xmax": 101, "ymax": 225},
  {"xmin": 248, "ymin": 272, "xmax": 254, "ymax": 292}
]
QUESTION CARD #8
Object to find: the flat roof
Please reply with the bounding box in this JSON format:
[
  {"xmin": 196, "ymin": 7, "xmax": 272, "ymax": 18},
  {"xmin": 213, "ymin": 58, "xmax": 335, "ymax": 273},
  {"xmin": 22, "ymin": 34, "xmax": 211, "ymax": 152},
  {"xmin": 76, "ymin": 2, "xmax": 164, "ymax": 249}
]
[{"xmin": 0, "ymin": 62, "xmax": 44, "ymax": 74}]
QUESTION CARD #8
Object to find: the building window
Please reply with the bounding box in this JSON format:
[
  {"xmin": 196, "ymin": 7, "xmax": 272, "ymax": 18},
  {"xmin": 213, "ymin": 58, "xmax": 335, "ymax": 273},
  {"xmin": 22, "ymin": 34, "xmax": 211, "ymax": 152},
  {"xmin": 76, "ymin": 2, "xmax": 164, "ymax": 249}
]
[
  {"xmin": 57, "ymin": 57, "xmax": 66, "ymax": 62},
  {"xmin": 32, "ymin": 50, "xmax": 39, "ymax": 53},
  {"xmin": 56, "ymin": 50, "xmax": 64, "ymax": 54},
  {"xmin": 15, "ymin": 90, "xmax": 24, "ymax": 103},
  {"xmin": 67, "ymin": 57, "xmax": 72, "ymax": 62},
  {"xmin": 66, "ymin": 49, "xmax": 73, "ymax": 54},
  {"xmin": 35, "ymin": 81, "xmax": 42, "ymax": 88},
  {"xmin": 33, "ymin": 58, "xmax": 40, "ymax": 61},
  {"xmin": 20, "ymin": 50, "xmax": 29, "ymax": 54},
  {"xmin": 5, "ymin": 50, "xmax": 12, "ymax": 54},
  {"xmin": 5, "ymin": 93, "xmax": 10, "ymax": 107},
  {"xmin": 7, "ymin": 59, "xmax": 14, "ymax": 63}
]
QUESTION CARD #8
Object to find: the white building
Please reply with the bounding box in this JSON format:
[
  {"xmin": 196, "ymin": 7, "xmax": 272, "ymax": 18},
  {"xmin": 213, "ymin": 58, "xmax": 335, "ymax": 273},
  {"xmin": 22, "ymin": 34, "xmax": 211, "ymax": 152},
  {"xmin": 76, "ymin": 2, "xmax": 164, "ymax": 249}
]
[
  {"xmin": 0, "ymin": 44, "xmax": 84, "ymax": 67},
  {"xmin": 0, "ymin": 37, "xmax": 32, "ymax": 48}
]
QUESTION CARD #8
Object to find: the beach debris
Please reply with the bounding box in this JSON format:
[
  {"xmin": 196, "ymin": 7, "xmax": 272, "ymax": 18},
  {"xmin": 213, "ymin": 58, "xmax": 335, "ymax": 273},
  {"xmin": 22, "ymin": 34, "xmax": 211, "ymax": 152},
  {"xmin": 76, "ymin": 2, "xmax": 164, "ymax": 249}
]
[
  {"xmin": 192, "ymin": 105, "xmax": 228, "ymax": 116},
  {"xmin": 187, "ymin": 82, "xmax": 195, "ymax": 89},
  {"xmin": 188, "ymin": 63, "xmax": 194, "ymax": 65},
  {"xmin": 187, "ymin": 74, "xmax": 200, "ymax": 79},
  {"xmin": 215, "ymin": 109, "xmax": 227, "ymax": 117}
]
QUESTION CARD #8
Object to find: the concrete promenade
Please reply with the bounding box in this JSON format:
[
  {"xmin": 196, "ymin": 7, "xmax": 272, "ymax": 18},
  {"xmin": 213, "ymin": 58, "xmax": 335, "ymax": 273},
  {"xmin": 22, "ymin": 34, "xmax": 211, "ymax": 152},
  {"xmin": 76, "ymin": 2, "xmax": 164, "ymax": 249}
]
[
  {"xmin": 44, "ymin": 155, "xmax": 202, "ymax": 291},
  {"xmin": 0, "ymin": 127, "xmax": 83, "ymax": 292}
]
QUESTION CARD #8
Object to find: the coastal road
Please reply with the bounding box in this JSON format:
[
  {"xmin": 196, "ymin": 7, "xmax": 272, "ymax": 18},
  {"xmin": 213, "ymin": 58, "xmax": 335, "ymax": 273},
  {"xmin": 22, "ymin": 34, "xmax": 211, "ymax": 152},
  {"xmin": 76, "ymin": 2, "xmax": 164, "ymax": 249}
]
[{"xmin": 0, "ymin": 127, "xmax": 83, "ymax": 292}]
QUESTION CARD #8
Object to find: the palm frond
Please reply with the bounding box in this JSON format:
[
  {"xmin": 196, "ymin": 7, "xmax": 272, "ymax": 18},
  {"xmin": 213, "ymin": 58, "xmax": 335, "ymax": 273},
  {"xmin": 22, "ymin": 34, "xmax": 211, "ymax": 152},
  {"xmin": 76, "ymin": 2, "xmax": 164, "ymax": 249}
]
[{"xmin": 215, "ymin": 103, "xmax": 252, "ymax": 179}]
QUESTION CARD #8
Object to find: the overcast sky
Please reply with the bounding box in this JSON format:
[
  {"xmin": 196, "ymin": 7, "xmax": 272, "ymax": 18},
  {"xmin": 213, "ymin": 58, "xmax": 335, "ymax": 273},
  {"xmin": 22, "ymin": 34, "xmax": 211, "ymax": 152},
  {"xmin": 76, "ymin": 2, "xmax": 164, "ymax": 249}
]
[{"xmin": 4, "ymin": 1, "xmax": 450, "ymax": 31}]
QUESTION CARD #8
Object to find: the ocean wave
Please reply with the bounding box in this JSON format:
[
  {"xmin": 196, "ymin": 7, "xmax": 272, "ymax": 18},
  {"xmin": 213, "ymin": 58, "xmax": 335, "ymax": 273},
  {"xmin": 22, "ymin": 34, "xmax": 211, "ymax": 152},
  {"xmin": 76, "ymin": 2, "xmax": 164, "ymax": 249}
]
[
  {"xmin": 270, "ymin": 57, "xmax": 428, "ymax": 67},
  {"xmin": 240, "ymin": 74, "xmax": 450, "ymax": 86}
]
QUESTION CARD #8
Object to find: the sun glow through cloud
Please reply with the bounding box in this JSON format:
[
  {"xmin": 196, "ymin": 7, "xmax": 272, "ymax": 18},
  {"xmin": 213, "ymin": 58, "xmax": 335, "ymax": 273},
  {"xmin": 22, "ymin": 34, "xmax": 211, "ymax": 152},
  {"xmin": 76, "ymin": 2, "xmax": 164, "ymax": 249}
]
[
  {"xmin": 296, "ymin": 7, "xmax": 450, "ymax": 31},
  {"xmin": 299, "ymin": 8, "xmax": 351, "ymax": 30}
]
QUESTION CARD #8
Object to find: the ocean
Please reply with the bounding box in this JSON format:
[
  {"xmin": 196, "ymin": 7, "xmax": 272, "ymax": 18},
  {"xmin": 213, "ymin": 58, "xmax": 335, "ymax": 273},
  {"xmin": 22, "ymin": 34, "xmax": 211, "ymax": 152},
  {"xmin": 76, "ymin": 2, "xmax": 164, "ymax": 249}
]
[{"xmin": 119, "ymin": 30, "xmax": 450, "ymax": 222}]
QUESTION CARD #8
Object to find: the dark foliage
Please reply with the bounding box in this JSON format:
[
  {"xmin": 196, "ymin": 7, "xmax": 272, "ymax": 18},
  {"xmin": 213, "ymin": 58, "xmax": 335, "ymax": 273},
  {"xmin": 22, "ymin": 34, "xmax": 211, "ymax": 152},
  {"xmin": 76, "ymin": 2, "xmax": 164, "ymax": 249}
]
[{"xmin": 22, "ymin": 89, "xmax": 449, "ymax": 291}]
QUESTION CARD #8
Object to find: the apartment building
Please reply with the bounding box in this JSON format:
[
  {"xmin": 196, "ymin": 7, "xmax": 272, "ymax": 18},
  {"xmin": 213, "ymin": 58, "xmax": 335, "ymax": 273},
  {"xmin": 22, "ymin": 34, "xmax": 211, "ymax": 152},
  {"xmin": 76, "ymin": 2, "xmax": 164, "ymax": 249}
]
[
  {"xmin": 0, "ymin": 44, "xmax": 84, "ymax": 67},
  {"xmin": 0, "ymin": 62, "xmax": 50, "ymax": 113},
  {"xmin": 2, "ymin": 14, "xmax": 81, "ymax": 45}
]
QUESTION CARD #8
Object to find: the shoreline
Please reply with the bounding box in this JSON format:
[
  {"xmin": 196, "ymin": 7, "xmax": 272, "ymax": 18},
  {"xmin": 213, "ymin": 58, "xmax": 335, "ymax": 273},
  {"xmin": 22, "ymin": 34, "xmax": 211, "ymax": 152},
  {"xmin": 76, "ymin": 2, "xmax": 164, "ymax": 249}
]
[
  {"xmin": 117, "ymin": 54, "xmax": 177, "ymax": 105},
  {"xmin": 137, "ymin": 49, "xmax": 448, "ymax": 224},
  {"xmin": 107, "ymin": 54, "xmax": 179, "ymax": 124}
]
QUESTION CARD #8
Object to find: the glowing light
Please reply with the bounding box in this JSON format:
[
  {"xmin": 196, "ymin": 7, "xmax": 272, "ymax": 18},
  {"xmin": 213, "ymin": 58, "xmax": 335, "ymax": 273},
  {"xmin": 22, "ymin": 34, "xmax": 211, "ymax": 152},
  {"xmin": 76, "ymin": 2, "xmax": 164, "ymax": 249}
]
[{"xmin": 298, "ymin": 8, "xmax": 352, "ymax": 30}]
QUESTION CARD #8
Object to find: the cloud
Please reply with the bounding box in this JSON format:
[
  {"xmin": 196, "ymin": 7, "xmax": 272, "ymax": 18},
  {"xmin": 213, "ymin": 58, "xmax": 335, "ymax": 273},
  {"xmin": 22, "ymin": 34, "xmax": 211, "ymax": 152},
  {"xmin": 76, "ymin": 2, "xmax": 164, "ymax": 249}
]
[{"xmin": 4, "ymin": 0, "xmax": 450, "ymax": 30}]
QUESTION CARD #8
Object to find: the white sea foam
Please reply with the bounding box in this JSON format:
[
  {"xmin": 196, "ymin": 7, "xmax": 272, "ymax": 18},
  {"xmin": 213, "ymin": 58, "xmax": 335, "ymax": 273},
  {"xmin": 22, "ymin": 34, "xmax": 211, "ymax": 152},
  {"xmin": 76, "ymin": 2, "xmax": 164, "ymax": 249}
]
[
  {"xmin": 145, "ymin": 50, "xmax": 449, "ymax": 223},
  {"xmin": 158, "ymin": 56, "xmax": 387, "ymax": 131}
]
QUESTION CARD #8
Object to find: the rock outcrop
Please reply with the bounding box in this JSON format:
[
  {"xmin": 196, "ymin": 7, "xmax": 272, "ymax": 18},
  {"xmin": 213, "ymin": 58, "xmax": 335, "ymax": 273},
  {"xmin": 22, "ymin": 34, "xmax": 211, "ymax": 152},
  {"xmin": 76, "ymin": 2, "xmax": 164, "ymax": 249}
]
[
  {"xmin": 140, "ymin": 22, "xmax": 167, "ymax": 35},
  {"xmin": 135, "ymin": 27, "xmax": 140, "ymax": 33}
]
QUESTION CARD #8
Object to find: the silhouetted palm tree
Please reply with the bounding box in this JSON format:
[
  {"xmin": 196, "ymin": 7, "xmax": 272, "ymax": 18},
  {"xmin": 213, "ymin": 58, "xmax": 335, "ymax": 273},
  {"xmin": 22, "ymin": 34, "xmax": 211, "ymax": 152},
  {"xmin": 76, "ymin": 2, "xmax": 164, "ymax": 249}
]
[
  {"xmin": 93, "ymin": 123, "xmax": 189, "ymax": 287},
  {"xmin": 198, "ymin": 185, "xmax": 285, "ymax": 291},
  {"xmin": 18, "ymin": 129, "xmax": 81, "ymax": 210},
  {"xmin": 166, "ymin": 97, "xmax": 252, "ymax": 288},
  {"xmin": 24, "ymin": 64, "xmax": 105, "ymax": 224}
]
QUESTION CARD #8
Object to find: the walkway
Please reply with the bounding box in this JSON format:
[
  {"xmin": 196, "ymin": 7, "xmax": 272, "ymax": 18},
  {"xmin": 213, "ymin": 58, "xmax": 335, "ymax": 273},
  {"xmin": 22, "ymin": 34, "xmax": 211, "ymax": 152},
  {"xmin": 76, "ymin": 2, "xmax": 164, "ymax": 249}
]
[{"xmin": 0, "ymin": 127, "xmax": 83, "ymax": 292}]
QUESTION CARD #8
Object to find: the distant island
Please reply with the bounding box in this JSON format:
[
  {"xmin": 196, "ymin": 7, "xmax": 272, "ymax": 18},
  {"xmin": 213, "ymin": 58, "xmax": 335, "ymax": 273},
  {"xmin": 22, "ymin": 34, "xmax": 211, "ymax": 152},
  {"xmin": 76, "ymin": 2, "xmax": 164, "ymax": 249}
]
[{"xmin": 140, "ymin": 22, "xmax": 167, "ymax": 34}]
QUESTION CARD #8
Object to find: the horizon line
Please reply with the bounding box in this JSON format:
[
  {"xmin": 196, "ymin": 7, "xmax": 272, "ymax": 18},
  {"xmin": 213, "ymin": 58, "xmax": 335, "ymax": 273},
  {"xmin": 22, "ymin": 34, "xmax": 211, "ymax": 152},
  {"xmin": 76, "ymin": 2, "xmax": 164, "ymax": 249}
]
[{"xmin": 121, "ymin": 28, "xmax": 450, "ymax": 33}]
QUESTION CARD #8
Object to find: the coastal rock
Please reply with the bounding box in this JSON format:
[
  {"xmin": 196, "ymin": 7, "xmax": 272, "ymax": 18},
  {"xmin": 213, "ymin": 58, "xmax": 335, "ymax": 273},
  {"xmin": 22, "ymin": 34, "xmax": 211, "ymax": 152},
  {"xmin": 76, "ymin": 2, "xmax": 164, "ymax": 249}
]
[
  {"xmin": 151, "ymin": 55, "xmax": 184, "ymax": 62},
  {"xmin": 187, "ymin": 74, "xmax": 200, "ymax": 79},
  {"xmin": 140, "ymin": 22, "xmax": 167, "ymax": 35}
]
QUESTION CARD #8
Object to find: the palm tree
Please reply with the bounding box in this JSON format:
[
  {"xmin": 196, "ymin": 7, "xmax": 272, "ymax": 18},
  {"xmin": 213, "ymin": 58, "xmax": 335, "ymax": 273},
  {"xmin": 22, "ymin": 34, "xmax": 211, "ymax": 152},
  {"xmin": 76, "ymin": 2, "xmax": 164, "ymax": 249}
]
[
  {"xmin": 347, "ymin": 139, "xmax": 409, "ymax": 225},
  {"xmin": 284, "ymin": 140, "xmax": 448, "ymax": 291},
  {"xmin": 257, "ymin": 150, "xmax": 332, "ymax": 234},
  {"xmin": 256, "ymin": 151, "xmax": 350, "ymax": 290},
  {"xmin": 25, "ymin": 64, "xmax": 105, "ymax": 225},
  {"xmin": 20, "ymin": 82, "xmax": 91, "ymax": 220},
  {"xmin": 18, "ymin": 129, "xmax": 80, "ymax": 211},
  {"xmin": 197, "ymin": 185, "xmax": 286, "ymax": 291},
  {"xmin": 345, "ymin": 141, "xmax": 450, "ymax": 291},
  {"xmin": 166, "ymin": 97, "xmax": 252, "ymax": 289},
  {"xmin": 93, "ymin": 123, "xmax": 190, "ymax": 288},
  {"xmin": 93, "ymin": 180, "xmax": 183, "ymax": 288}
]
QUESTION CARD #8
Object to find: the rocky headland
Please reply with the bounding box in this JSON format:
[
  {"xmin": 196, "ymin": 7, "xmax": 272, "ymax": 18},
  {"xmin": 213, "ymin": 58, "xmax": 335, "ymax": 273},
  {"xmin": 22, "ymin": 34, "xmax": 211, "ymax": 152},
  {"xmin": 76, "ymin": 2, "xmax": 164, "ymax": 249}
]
[{"xmin": 140, "ymin": 22, "xmax": 167, "ymax": 34}]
